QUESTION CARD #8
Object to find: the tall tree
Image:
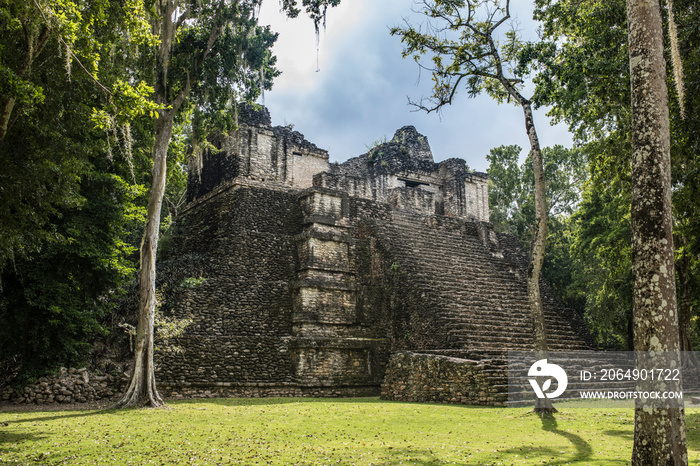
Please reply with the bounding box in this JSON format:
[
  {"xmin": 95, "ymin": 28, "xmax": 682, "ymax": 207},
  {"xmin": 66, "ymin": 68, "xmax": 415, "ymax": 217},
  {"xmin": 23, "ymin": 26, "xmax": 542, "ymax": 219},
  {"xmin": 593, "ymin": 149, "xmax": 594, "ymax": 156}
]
[
  {"xmin": 115, "ymin": 0, "xmax": 341, "ymax": 408},
  {"xmin": 626, "ymin": 0, "xmax": 687, "ymax": 463},
  {"xmin": 391, "ymin": 0, "xmax": 554, "ymax": 414},
  {"xmin": 115, "ymin": 0, "xmax": 270, "ymax": 409}
]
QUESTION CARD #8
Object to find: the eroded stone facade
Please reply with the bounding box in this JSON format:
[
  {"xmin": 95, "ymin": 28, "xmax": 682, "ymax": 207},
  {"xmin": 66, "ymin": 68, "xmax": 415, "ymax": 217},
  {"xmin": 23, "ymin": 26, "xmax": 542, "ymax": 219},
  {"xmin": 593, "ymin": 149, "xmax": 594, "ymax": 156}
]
[
  {"xmin": 186, "ymin": 104, "xmax": 330, "ymax": 202},
  {"xmin": 157, "ymin": 105, "xmax": 591, "ymax": 404}
]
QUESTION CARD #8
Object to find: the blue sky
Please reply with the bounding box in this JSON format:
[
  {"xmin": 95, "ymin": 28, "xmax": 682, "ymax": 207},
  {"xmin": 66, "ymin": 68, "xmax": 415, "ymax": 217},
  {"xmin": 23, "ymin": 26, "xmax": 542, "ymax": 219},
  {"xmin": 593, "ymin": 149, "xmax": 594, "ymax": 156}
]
[{"xmin": 257, "ymin": 0, "xmax": 574, "ymax": 172}]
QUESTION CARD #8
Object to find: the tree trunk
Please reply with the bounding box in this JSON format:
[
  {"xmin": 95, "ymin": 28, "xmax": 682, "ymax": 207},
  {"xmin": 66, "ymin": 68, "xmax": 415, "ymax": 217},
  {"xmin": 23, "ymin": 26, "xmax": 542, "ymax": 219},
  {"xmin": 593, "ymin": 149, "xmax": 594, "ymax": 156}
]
[
  {"xmin": 111, "ymin": 0, "xmax": 183, "ymax": 409},
  {"xmin": 112, "ymin": 112, "xmax": 173, "ymax": 408},
  {"xmin": 626, "ymin": 308, "xmax": 634, "ymax": 352},
  {"xmin": 521, "ymin": 100, "xmax": 555, "ymax": 416},
  {"xmin": 0, "ymin": 97, "xmax": 16, "ymax": 141},
  {"xmin": 627, "ymin": 0, "xmax": 687, "ymax": 464}
]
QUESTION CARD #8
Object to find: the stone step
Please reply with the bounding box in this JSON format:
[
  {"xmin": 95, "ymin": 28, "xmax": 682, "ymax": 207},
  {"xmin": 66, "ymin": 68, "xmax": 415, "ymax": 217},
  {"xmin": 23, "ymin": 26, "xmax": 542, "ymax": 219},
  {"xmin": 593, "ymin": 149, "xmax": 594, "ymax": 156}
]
[
  {"xmin": 447, "ymin": 329, "xmax": 585, "ymax": 347},
  {"xmin": 441, "ymin": 316, "xmax": 580, "ymax": 344},
  {"xmin": 450, "ymin": 329, "xmax": 588, "ymax": 344},
  {"xmin": 371, "ymin": 212, "xmax": 591, "ymax": 356},
  {"xmin": 443, "ymin": 312, "xmax": 568, "ymax": 326},
  {"xmin": 441, "ymin": 308, "xmax": 576, "ymax": 324}
]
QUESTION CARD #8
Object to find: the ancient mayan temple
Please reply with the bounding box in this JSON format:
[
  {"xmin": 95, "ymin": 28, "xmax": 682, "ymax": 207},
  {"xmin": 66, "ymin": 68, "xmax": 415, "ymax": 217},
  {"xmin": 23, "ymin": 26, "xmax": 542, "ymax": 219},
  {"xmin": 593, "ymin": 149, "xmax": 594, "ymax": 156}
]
[{"xmin": 157, "ymin": 104, "xmax": 591, "ymax": 405}]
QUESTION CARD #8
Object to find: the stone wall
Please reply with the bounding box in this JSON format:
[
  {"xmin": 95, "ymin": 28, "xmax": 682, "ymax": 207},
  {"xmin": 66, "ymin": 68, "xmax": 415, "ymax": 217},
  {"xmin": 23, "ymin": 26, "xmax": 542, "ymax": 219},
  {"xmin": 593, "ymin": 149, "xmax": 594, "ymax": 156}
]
[
  {"xmin": 187, "ymin": 105, "xmax": 329, "ymax": 203},
  {"xmin": 1, "ymin": 368, "xmax": 125, "ymax": 404},
  {"xmin": 156, "ymin": 182, "xmax": 392, "ymax": 397},
  {"xmin": 154, "ymin": 175, "xmax": 590, "ymax": 402},
  {"xmin": 315, "ymin": 170, "xmax": 489, "ymax": 222},
  {"xmin": 380, "ymin": 351, "xmax": 505, "ymax": 405},
  {"xmin": 438, "ymin": 159, "xmax": 489, "ymax": 221},
  {"xmin": 314, "ymin": 173, "xmax": 442, "ymax": 218},
  {"xmin": 161, "ymin": 384, "xmax": 379, "ymax": 400},
  {"xmin": 157, "ymin": 182, "xmax": 302, "ymax": 391},
  {"xmin": 321, "ymin": 126, "xmax": 489, "ymax": 222}
]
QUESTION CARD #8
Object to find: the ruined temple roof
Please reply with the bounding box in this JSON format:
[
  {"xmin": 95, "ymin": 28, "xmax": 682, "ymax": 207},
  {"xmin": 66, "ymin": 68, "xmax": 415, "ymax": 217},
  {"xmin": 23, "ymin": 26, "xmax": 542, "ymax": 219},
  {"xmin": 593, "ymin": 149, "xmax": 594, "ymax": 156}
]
[
  {"xmin": 330, "ymin": 126, "xmax": 487, "ymax": 180},
  {"xmin": 237, "ymin": 102, "xmax": 272, "ymax": 127},
  {"xmin": 233, "ymin": 103, "xmax": 487, "ymax": 182},
  {"xmin": 331, "ymin": 126, "xmax": 436, "ymax": 177},
  {"xmin": 237, "ymin": 102, "xmax": 327, "ymax": 157}
]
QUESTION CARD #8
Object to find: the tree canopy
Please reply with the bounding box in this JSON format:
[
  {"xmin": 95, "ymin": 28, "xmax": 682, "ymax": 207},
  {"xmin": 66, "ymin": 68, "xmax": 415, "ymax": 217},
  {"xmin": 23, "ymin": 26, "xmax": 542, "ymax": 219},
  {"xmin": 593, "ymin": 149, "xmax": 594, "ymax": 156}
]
[{"xmin": 0, "ymin": 0, "xmax": 156, "ymax": 381}]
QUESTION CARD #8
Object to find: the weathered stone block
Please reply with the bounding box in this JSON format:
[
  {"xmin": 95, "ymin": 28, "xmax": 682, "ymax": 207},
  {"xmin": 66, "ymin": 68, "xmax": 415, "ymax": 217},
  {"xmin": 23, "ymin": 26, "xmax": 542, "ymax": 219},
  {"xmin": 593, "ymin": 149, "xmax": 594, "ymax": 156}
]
[
  {"xmin": 293, "ymin": 287, "xmax": 357, "ymax": 324},
  {"xmin": 295, "ymin": 348, "xmax": 370, "ymax": 384},
  {"xmin": 298, "ymin": 237, "xmax": 350, "ymax": 271},
  {"xmin": 300, "ymin": 190, "xmax": 345, "ymax": 222}
]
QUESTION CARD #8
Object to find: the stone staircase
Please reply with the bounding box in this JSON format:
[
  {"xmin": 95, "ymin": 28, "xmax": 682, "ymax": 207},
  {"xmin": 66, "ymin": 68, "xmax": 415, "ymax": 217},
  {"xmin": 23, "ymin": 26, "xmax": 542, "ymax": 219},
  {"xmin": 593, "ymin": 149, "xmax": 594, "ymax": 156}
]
[
  {"xmin": 374, "ymin": 210, "xmax": 591, "ymax": 354},
  {"xmin": 372, "ymin": 210, "xmax": 592, "ymax": 404}
]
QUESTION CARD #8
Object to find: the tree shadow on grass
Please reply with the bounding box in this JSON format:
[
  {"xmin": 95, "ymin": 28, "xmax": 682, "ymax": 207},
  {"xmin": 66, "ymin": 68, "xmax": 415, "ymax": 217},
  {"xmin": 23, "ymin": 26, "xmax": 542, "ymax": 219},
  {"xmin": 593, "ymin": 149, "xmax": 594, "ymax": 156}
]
[
  {"xmin": 0, "ymin": 429, "xmax": 46, "ymax": 446},
  {"xmin": 540, "ymin": 414, "xmax": 594, "ymax": 464},
  {"xmin": 496, "ymin": 445, "xmax": 577, "ymax": 464},
  {"xmin": 498, "ymin": 413, "xmax": 616, "ymax": 466},
  {"xmin": 1, "ymin": 407, "xmax": 116, "ymax": 426}
]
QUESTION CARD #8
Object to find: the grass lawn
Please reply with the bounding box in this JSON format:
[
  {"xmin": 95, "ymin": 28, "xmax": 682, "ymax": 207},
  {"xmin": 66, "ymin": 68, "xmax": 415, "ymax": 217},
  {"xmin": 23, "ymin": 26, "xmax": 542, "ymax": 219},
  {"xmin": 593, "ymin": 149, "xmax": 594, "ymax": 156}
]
[{"xmin": 1, "ymin": 398, "xmax": 699, "ymax": 465}]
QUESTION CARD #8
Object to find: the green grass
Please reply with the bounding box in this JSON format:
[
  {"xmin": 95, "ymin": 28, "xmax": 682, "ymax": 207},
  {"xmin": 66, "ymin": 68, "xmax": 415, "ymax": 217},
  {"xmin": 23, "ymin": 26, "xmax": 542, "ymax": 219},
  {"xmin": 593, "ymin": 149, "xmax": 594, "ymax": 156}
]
[{"xmin": 1, "ymin": 398, "xmax": 699, "ymax": 465}]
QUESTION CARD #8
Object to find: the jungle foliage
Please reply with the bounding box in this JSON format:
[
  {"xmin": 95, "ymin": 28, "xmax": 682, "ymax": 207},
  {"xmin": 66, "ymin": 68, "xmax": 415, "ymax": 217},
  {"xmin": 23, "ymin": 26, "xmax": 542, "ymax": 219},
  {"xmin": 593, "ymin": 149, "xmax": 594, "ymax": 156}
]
[{"xmin": 486, "ymin": 0, "xmax": 700, "ymax": 350}]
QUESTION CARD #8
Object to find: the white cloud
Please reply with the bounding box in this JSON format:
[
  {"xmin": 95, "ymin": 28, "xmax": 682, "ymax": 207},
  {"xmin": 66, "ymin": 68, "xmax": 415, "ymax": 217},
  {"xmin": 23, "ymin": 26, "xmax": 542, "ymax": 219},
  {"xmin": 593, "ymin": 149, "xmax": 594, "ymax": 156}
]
[{"xmin": 258, "ymin": 0, "xmax": 573, "ymax": 172}]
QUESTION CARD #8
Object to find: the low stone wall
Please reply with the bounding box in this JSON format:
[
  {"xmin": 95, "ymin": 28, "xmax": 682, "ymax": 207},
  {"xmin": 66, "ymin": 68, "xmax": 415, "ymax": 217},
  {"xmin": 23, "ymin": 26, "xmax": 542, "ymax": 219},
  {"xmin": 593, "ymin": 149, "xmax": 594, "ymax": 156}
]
[
  {"xmin": 159, "ymin": 383, "xmax": 380, "ymax": 400},
  {"xmin": 1, "ymin": 368, "xmax": 125, "ymax": 404},
  {"xmin": 380, "ymin": 351, "xmax": 504, "ymax": 406}
]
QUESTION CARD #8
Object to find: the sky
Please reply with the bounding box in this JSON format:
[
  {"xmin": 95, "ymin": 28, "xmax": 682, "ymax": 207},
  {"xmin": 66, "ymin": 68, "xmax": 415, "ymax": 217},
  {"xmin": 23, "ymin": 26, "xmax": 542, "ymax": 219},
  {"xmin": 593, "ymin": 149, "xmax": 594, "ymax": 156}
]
[{"xmin": 257, "ymin": 0, "xmax": 574, "ymax": 173}]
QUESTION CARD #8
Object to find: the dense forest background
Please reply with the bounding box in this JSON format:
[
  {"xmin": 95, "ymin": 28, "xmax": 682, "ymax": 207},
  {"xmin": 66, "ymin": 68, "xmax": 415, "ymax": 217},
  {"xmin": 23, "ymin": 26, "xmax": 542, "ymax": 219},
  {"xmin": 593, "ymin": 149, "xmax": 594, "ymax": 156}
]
[{"xmin": 1, "ymin": 0, "xmax": 698, "ymax": 384}]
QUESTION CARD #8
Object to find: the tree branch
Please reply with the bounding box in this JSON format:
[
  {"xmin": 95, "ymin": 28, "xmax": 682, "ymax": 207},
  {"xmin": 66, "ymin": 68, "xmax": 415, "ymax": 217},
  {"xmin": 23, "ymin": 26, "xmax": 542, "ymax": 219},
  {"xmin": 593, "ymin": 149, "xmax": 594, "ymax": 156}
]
[
  {"xmin": 175, "ymin": 7, "xmax": 193, "ymax": 31},
  {"xmin": 30, "ymin": 0, "xmax": 112, "ymax": 95},
  {"xmin": 489, "ymin": 0, "xmax": 511, "ymax": 34}
]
